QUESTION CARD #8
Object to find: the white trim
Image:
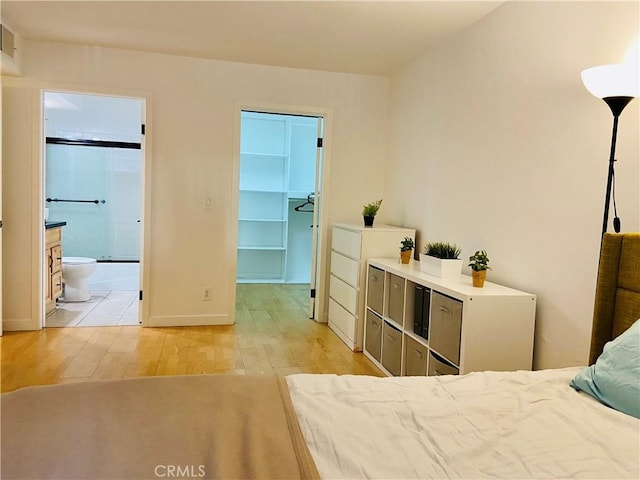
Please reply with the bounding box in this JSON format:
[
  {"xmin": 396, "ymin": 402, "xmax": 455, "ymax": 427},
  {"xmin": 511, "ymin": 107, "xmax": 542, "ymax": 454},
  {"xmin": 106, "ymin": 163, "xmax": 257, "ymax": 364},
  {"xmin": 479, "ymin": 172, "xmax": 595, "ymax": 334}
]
[
  {"xmin": 232, "ymin": 101, "xmax": 332, "ymax": 324},
  {"xmin": 2, "ymin": 318, "xmax": 35, "ymax": 331},
  {"xmin": 36, "ymin": 84, "xmax": 152, "ymax": 330},
  {"xmin": 147, "ymin": 314, "xmax": 230, "ymax": 327}
]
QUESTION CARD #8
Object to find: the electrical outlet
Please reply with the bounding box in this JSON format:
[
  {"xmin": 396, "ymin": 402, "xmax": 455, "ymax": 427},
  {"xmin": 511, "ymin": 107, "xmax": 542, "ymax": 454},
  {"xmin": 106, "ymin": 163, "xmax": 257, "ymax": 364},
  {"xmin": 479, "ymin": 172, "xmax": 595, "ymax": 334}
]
[{"xmin": 202, "ymin": 287, "xmax": 212, "ymax": 301}]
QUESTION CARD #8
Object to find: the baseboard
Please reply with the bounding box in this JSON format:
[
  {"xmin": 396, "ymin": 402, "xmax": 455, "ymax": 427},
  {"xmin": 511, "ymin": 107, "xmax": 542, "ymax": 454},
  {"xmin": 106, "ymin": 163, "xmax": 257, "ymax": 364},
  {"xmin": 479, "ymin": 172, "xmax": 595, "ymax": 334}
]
[
  {"xmin": 2, "ymin": 318, "xmax": 38, "ymax": 331},
  {"xmin": 146, "ymin": 314, "xmax": 232, "ymax": 327}
]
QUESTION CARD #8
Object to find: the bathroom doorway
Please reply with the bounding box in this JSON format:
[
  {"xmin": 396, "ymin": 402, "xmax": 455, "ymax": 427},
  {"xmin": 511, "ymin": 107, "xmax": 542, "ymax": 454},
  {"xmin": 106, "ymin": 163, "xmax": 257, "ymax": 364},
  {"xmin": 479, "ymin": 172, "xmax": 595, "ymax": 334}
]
[
  {"xmin": 42, "ymin": 91, "xmax": 145, "ymax": 327},
  {"xmin": 235, "ymin": 109, "xmax": 325, "ymax": 320}
]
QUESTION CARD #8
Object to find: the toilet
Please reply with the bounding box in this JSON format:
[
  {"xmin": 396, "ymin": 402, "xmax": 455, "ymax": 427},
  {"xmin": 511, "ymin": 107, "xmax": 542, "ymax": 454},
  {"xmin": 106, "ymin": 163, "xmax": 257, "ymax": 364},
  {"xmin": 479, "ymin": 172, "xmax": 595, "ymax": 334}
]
[{"xmin": 62, "ymin": 257, "xmax": 97, "ymax": 302}]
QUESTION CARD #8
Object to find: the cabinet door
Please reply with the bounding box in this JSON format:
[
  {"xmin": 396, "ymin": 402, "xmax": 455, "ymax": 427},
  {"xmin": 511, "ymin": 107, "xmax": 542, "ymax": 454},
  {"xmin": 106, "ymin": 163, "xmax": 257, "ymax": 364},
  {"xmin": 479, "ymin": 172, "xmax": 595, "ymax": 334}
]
[
  {"xmin": 429, "ymin": 292, "xmax": 463, "ymax": 365},
  {"xmin": 51, "ymin": 270, "xmax": 63, "ymax": 299},
  {"xmin": 51, "ymin": 244, "xmax": 63, "ymax": 272}
]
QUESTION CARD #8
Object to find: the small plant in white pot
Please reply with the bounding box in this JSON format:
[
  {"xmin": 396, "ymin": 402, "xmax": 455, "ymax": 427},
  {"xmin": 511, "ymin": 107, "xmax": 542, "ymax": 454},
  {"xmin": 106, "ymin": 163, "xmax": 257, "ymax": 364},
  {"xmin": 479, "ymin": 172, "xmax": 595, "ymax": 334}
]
[
  {"xmin": 468, "ymin": 250, "xmax": 491, "ymax": 287},
  {"xmin": 420, "ymin": 241, "xmax": 463, "ymax": 279}
]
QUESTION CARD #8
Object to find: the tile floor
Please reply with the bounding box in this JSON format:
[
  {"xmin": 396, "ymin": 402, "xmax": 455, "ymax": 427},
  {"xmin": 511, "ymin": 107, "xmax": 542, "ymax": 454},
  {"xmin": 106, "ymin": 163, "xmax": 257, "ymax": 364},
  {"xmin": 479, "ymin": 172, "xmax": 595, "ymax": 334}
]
[{"xmin": 46, "ymin": 290, "xmax": 140, "ymax": 327}]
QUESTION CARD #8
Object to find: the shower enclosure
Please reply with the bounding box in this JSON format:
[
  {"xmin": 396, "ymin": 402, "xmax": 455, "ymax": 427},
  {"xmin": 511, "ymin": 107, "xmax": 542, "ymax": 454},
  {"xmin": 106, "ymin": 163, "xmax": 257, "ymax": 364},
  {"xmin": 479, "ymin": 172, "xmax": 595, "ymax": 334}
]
[{"xmin": 45, "ymin": 140, "xmax": 142, "ymax": 262}]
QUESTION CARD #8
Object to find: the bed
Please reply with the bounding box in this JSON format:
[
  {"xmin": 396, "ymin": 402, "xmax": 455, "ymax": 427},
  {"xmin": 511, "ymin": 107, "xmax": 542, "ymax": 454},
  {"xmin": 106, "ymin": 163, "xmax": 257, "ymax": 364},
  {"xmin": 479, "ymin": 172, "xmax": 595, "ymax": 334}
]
[{"xmin": 2, "ymin": 233, "xmax": 639, "ymax": 479}]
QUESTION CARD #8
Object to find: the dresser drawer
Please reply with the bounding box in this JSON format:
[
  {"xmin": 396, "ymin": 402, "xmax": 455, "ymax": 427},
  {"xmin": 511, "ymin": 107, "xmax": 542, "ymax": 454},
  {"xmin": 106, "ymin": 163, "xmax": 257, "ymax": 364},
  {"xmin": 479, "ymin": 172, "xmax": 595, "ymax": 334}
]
[
  {"xmin": 45, "ymin": 227, "xmax": 62, "ymax": 246},
  {"xmin": 430, "ymin": 292, "xmax": 463, "ymax": 365},
  {"xmin": 332, "ymin": 227, "xmax": 361, "ymax": 259},
  {"xmin": 328, "ymin": 298, "xmax": 356, "ymax": 342},
  {"xmin": 331, "ymin": 251, "xmax": 359, "ymax": 287},
  {"xmin": 329, "ymin": 274, "xmax": 357, "ymax": 315}
]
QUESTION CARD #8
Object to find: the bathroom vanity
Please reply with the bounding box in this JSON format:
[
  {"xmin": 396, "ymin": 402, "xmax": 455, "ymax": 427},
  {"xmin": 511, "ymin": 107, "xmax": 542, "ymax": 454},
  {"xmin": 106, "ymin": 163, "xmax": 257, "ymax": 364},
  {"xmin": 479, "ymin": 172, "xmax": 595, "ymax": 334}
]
[{"xmin": 45, "ymin": 222, "xmax": 66, "ymax": 314}]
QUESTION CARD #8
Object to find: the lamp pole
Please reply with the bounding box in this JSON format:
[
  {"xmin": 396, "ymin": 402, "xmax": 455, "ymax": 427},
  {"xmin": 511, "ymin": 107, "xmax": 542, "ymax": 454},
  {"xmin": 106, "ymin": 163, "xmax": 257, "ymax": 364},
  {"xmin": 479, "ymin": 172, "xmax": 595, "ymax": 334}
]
[{"xmin": 601, "ymin": 96, "xmax": 633, "ymax": 237}]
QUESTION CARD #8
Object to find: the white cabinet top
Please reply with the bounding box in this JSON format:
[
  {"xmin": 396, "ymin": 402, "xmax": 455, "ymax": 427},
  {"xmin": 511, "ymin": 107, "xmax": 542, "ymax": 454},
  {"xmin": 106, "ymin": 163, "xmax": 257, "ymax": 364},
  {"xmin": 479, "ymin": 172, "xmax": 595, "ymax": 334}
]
[
  {"xmin": 333, "ymin": 223, "xmax": 415, "ymax": 233},
  {"xmin": 368, "ymin": 258, "xmax": 535, "ymax": 301}
]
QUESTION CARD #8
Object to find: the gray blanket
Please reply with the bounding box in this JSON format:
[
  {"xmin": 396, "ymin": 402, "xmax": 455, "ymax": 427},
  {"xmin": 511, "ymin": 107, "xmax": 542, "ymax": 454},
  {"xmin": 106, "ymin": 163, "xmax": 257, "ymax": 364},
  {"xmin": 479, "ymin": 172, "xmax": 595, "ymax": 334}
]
[{"xmin": 1, "ymin": 374, "xmax": 319, "ymax": 479}]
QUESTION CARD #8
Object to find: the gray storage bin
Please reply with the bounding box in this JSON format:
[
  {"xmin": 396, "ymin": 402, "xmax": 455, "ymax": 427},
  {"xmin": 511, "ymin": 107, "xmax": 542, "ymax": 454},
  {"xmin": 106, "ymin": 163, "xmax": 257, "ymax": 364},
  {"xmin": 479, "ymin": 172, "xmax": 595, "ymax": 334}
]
[
  {"xmin": 429, "ymin": 291, "xmax": 462, "ymax": 365},
  {"xmin": 365, "ymin": 309, "xmax": 383, "ymax": 362},
  {"xmin": 403, "ymin": 335, "xmax": 427, "ymax": 376},
  {"xmin": 366, "ymin": 266, "xmax": 384, "ymax": 315},
  {"xmin": 381, "ymin": 321, "xmax": 402, "ymax": 376},
  {"xmin": 428, "ymin": 351, "xmax": 459, "ymax": 376},
  {"xmin": 388, "ymin": 273, "xmax": 405, "ymax": 324}
]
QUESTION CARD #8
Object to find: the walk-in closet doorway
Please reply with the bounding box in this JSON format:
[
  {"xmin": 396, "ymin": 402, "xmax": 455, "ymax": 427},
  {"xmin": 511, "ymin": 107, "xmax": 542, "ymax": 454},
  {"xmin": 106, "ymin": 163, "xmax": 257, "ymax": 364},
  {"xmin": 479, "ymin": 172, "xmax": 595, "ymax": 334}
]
[{"xmin": 235, "ymin": 110, "xmax": 325, "ymax": 320}]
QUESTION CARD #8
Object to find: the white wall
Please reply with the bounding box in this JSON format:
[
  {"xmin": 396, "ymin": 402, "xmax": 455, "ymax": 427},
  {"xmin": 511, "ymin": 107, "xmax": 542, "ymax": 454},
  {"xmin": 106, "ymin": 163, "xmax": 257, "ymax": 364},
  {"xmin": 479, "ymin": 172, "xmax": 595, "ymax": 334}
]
[
  {"xmin": 2, "ymin": 39, "xmax": 389, "ymax": 328},
  {"xmin": 386, "ymin": 1, "xmax": 639, "ymax": 368}
]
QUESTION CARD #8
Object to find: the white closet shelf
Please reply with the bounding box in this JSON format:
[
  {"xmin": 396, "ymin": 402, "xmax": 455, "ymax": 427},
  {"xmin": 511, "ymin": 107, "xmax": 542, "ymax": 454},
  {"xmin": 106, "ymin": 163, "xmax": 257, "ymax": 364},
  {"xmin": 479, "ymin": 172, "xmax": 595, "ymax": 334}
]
[
  {"xmin": 240, "ymin": 152, "xmax": 288, "ymax": 158},
  {"xmin": 238, "ymin": 218, "xmax": 286, "ymax": 223},
  {"xmin": 288, "ymin": 191, "xmax": 312, "ymax": 199},
  {"xmin": 239, "ymin": 188, "xmax": 287, "ymax": 194}
]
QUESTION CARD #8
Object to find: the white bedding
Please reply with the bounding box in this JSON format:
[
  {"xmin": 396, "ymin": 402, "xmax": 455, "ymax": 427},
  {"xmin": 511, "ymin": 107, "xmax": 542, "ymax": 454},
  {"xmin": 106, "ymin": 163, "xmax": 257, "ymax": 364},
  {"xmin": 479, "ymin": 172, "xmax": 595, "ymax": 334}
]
[{"xmin": 287, "ymin": 368, "xmax": 640, "ymax": 479}]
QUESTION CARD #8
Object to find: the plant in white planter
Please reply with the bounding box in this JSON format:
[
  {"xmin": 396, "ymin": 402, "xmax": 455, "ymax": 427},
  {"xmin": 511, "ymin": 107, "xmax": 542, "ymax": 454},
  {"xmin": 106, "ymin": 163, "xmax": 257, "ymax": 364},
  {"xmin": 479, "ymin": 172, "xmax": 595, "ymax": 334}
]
[{"xmin": 419, "ymin": 241, "xmax": 463, "ymax": 279}]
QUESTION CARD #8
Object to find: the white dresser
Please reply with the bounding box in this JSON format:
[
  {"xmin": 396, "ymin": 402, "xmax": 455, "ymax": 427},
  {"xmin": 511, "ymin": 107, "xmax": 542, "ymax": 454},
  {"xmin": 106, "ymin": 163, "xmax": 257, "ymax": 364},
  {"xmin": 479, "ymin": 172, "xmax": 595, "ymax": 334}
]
[{"xmin": 328, "ymin": 223, "xmax": 415, "ymax": 351}]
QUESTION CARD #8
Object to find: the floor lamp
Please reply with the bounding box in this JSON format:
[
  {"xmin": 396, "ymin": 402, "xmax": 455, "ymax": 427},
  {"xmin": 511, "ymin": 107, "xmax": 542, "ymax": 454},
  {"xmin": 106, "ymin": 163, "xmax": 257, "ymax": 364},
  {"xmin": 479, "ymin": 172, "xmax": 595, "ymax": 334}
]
[{"xmin": 581, "ymin": 63, "xmax": 638, "ymax": 237}]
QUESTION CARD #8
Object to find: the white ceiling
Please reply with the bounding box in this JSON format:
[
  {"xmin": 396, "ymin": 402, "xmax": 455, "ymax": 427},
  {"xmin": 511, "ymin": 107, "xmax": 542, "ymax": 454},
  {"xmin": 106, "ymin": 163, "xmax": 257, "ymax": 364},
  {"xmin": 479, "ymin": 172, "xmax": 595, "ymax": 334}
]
[{"xmin": 1, "ymin": 1, "xmax": 503, "ymax": 76}]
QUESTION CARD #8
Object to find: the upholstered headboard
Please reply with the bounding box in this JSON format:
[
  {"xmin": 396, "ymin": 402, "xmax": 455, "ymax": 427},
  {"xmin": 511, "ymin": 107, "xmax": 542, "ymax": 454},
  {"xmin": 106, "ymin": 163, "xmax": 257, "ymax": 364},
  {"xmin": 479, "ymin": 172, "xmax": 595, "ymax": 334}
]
[{"xmin": 589, "ymin": 233, "xmax": 640, "ymax": 364}]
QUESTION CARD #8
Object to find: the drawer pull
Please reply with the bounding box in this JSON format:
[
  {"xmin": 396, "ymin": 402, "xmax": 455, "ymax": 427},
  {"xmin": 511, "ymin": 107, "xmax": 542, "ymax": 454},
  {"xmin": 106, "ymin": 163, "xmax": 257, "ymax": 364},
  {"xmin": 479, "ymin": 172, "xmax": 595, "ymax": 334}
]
[
  {"xmin": 439, "ymin": 306, "xmax": 451, "ymax": 315},
  {"xmin": 393, "ymin": 284, "xmax": 401, "ymax": 291},
  {"xmin": 413, "ymin": 350, "xmax": 423, "ymax": 359}
]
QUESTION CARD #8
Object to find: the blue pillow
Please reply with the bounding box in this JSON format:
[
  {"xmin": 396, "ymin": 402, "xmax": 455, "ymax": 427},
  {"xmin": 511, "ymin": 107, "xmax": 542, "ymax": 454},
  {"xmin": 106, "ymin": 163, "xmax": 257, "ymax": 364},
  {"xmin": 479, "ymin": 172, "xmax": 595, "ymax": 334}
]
[{"xmin": 570, "ymin": 319, "xmax": 640, "ymax": 419}]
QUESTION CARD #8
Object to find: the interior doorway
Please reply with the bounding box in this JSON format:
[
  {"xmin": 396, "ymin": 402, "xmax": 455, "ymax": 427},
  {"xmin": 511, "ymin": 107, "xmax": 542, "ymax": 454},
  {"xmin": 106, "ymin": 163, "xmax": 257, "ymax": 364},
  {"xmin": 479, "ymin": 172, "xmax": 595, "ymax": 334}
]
[
  {"xmin": 236, "ymin": 110, "xmax": 324, "ymax": 319},
  {"xmin": 42, "ymin": 91, "xmax": 145, "ymax": 327}
]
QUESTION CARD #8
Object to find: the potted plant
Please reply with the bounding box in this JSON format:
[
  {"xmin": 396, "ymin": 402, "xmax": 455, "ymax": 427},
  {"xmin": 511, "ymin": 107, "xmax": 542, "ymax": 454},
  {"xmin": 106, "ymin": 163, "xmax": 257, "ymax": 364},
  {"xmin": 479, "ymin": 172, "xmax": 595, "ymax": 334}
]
[
  {"xmin": 419, "ymin": 241, "xmax": 463, "ymax": 279},
  {"xmin": 468, "ymin": 250, "xmax": 491, "ymax": 287},
  {"xmin": 362, "ymin": 199, "xmax": 382, "ymax": 227},
  {"xmin": 399, "ymin": 237, "xmax": 414, "ymax": 264}
]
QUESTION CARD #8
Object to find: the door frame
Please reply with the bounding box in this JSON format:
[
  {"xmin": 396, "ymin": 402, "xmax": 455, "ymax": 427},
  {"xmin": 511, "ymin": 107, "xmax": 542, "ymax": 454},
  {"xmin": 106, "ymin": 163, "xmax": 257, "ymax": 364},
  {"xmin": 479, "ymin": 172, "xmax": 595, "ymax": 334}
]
[
  {"xmin": 37, "ymin": 86, "xmax": 152, "ymax": 329},
  {"xmin": 231, "ymin": 101, "xmax": 332, "ymax": 323}
]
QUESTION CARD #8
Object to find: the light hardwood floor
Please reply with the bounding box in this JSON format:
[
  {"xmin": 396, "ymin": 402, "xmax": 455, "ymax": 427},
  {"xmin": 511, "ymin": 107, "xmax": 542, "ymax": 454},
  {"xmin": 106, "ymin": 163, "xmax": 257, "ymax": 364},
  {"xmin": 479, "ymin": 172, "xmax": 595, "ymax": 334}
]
[{"xmin": 1, "ymin": 284, "xmax": 383, "ymax": 393}]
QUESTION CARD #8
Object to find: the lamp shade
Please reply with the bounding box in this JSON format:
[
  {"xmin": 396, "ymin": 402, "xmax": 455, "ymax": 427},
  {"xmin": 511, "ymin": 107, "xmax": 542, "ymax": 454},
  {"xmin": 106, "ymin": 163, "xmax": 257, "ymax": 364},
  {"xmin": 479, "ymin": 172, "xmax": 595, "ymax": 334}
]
[{"xmin": 581, "ymin": 63, "xmax": 640, "ymax": 99}]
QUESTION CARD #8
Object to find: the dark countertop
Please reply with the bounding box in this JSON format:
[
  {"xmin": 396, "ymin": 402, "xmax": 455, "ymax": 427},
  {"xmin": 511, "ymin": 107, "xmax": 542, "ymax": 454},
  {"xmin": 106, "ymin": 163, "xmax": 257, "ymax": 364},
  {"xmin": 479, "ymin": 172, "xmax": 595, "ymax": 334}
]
[{"xmin": 45, "ymin": 221, "xmax": 67, "ymax": 229}]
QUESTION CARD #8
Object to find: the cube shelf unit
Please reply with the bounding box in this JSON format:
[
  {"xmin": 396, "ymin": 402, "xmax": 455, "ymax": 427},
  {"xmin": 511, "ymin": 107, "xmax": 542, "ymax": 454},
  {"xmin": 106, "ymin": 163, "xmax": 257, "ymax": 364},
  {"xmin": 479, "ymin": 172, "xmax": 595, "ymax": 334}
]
[
  {"xmin": 237, "ymin": 112, "xmax": 318, "ymax": 283},
  {"xmin": 364, "ymin": 258, "xmax": 536, "ymax": 377}
]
